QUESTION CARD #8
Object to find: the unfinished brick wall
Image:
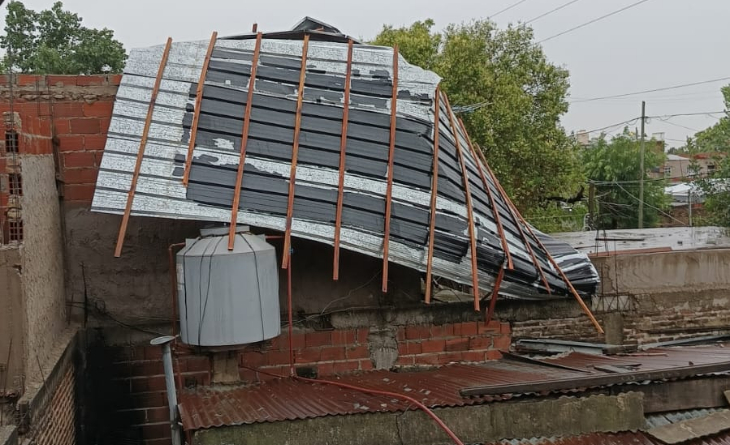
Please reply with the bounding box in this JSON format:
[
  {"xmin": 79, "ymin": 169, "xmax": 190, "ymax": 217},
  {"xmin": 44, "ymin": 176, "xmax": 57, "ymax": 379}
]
[
  {"xmin": 25, "ymin": 365, "xmax": 76, "ymax": 445},
  {"xmin": 0, "ymin": 74, "xmax": 118, "ymax": 214},
  {"xmin": 92, "ymin": 319, "xmax": 510, "ymax": 445}
]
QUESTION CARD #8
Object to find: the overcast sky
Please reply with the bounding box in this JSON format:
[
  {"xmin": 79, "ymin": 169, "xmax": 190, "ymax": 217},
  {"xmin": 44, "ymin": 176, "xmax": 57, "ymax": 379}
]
[{"xmin": 4, "ymin": 0, "xmax": 730, "ymax": 147}]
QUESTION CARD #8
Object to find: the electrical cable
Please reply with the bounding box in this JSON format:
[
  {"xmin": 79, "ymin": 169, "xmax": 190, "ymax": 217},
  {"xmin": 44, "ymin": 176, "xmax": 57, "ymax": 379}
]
[
  {"xmin": 537, "ymin": 0, "xmax": 652, "ymax": 44},
  {"xmin": 570, "ymin": 77, "xmax": 730, "ymax": 103},
  {"xmin": 490, "ymin": 0, "xmax": 531, "ymax": 19},
  {"xmin": 526, "ymin": 0, "xmax": 582, "ymax": 24},
  {"xmin": 613, "ymin": 182, "xmax": 686, "ymax": 225}
]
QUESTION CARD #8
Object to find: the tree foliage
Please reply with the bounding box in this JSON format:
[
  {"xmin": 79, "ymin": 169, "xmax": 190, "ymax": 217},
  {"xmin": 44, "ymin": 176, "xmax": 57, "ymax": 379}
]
[
  {"xmin": 691, "ymin": 85, "xmax": 730, "ymax": 226},
  {"xmin": 0, "ymin": 1, "xmax": 126, "ymax": 74},
  {"xmin": 582, "ymin": 130, "xmax": 667, "ymax": 229},
  {"xmin": 372, "ymin": 19, "xmax": 583, "ymax": 214}
]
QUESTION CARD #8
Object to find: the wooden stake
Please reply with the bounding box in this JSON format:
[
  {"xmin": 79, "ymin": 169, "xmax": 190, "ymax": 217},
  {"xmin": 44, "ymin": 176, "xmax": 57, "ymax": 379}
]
[
  {"xmin": 282, "ymin": 35, "xmax": 310, "ymax": 268},
  {"xmin": 228, "ymin": 32, "xmax": 263, "ymax": 250},
  {"xmin": 333, "ymin": 39, "xmax": 354, "ymax": 281},
  {"xmin": 424, "ymin": 86, "xmax": 441, "ymax": 304},
  {"xmin": 182, "ymin": 31, "xmax": 218, "ymax": 187},
  {"xmin": 443, "ymin": 94, "xmax": 480, "ymax": 311},
  {"xmin": 381, "ymin": 45, "xmax": 399, "ymax": 293},
  {"xmin": 114, "ymin": 37, "xmax": 173, "ymax": 258}
]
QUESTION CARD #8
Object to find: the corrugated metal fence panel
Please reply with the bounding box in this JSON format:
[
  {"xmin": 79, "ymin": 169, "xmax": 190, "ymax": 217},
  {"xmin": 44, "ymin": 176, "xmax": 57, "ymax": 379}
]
[{"xmin": 92, "ymin": 36, "xmax": 599, "ymax": 300}]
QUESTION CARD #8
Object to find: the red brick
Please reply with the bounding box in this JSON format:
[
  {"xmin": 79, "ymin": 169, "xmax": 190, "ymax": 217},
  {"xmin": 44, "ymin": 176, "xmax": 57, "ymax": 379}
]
[
  {"xmin": 57, "ymin": 134, "xmax": 85, "ymax": 152},
  {"xmin": 414, "ymin": 353, "xmax": 440, "ymax": 365},
  {"xmin": 52, "ymin": 103, "xmax": 84, "ymax": 119},
  {"xmin": 99, "ymin": 117, "xmax": 111, "ymax": 134},
  {"xmin": 83, "ymin": 134, "xmax": 108, "ymax": 150},
  {"xmin": 241, "ymin": 351, "xmax": 266, "ymax": 368},
  {"xmin": 405, "ymin": 325, "xmax": 430, "ymax": 340},
  {"xmin": 130, "ymin": 375, "xmax": 167, "ymax": 394},
  {"xmin": 332, "ymin": 361, "xmax": 359, "ymax": 375},
  {"xmin": 109, "ymin": 74, "xmax": 123, "ymax": 86},
  {"xmin": 431, "ymin": 324, "xmax": 455, "ymax": 338},
  {"xmin": 295, "ymin": 348, "xmax": 321, "ymax": 363},
  {"xmin": 64, "ymin": 167, "xmax": 98, "ymax": 184},
  {"xmin": 143, "ymin": 346, "xmax": 163, "ymax": 361},
  {"xmin": 70, "ymin": 118, "xmax": 101, "ymax": 134},
  {"xmin": 17, "ymin": 74, "xmax": 40, "ymax": 86},
  {"xmin": 345, "ymin": 345, "xmax": 369, "ymax": 360},
  {"xmin": 445, "ymin": 338, "xmax": 470, "ymax": 352},
  {"xmin": 469, "ymin": 336, "xmax": 493, "ymax": 350},
  {"xmin": 146, "ymin": 407, "xmax": 170, "ymax": 424},
  {"xmin": 356, "ymin": 328, "xmax": 369, "ymax": 344},
  {"xmin": 500, "ymin": 322, "xmax": 511, "ymax": 334},
  {"xmin": 140, "ymin": 422, "xmax": 171, "ymax": 440},
  {"xmin": 305, "ymin": 331, "xmax": 332, "ymax": 347},
  {"xmin": 486, "ymin": 350, "xmax": 502, "ymax": 360},
  {"xmin": 82, "ymin": 101, "xmax": 114, "ymax": 118},
  {"xmin": 181, "ymin": 356, "xmax": 210, "ymax": 373},
  {"xmin": 461, "ymin": 351, "xmax": 486, "ymax": 362},
  {"xmin": 396, "ymin": 355, "xmax": 414, "ymax": 366},
  {"xmin": 455, "ymin": 322, "xmax": 478, "ymax": 337},
  {"xmin": 46, "ymin": 75, "xmax": 73, "ymax": 87},
  {"xmin": 63, "ymin": 184, "xmax": 94, "ymax": 203},
  {"xmin": 320, "ymin": 346, "xmax": 346, "ymax": 361},
  {"xmin": 359, "ymin": 359, "xmax": 374, "ymax": 371},
  {"xmin": 23, "ymin": 136, "xmax": 53, "ymax": 154},
  {"xmin": 331, "ymin": 329, "xmax": 356, "ymax": 346},
  {"xmin": 265, "ymin": 350, "xmax": 291, "ymax": 366},
  {"xmin": 396, "ymin": 327, "xmax": 406, "ymax": 341},
  {"xmin": 493, "ymin": 335, "xmax": 511, "ymax": 351},
  {"xmin": 478, "ymin": 320, "xmax": 501, "ymax": 334},
  {"xmin": 405, "ymin": 342, "xmax": 422, "ymax": 355},
  {"xmin": 63, "ymin": 152, "xmax": 98, "ymax": 169},
  {"xmin": 420, "ymin": 339, "xmax": 445, "ymax": 354},
  {"xmin": 316, "ymin": 362, "xmax": 335, "ymax": 376},
  {"xmin": 438, "ymin": 352, "xmax": 463, "ymax": 364},
  {"xmin": 76, "ymin": 75, "xmax": 105, "ymax": 86}
]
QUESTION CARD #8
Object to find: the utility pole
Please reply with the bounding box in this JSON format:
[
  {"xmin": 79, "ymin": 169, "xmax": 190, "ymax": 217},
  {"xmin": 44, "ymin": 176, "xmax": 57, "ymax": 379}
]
[{"xmin": 638, "ymin": 101, "xmax": 646, "ymax": 229}]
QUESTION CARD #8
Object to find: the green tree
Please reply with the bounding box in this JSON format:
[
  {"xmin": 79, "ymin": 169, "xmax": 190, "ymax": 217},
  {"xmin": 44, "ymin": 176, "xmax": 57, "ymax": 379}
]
[
  {"xmin": 691, "ymin": 85, "xmax": 730, "ymax": 225},
  {"xmin": 582, "ymin": 130, "xmax": 667, "ymax": 229},
  {"xmin": 0, "ymin": 1, "xmax": 126, "ymax": 74},
  {"xmin": 372, "ymin": 20, "xmax": 583, "ymax": 214}
]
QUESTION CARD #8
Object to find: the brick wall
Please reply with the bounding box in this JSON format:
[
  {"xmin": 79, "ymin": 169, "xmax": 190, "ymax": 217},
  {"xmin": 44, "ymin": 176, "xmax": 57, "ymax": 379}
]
[
  {"xmin": 0, "ymin": 74, "xmax": 119, "ymax": 242},
  {"xmin": 26, "ymin": 366, "xmax": 75, "ymax": 445},
  {"xmin": 92, "ymin": 319, "xmax": 510, "ymax": 445}
]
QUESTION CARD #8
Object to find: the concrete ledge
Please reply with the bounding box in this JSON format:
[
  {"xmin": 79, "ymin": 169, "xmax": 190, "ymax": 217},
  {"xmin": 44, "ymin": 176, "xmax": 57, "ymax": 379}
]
[
  {"xmin": 192, "ymin": 392, "xmax": 644, "ymax": 445},
  {"xmin": 15, "ymin": 328, "xmax": 78, "ymax": 433}
]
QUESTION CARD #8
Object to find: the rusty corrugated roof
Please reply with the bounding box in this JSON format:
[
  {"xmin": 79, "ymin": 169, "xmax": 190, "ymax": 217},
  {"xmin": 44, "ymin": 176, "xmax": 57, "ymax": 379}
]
[
  {"xmin": 488, "ymin": 431, "xmax": 730, "ymax": 445},
  {"xmin": 178, "ymin": 344, "xmax": 730, "ymax": 431}
]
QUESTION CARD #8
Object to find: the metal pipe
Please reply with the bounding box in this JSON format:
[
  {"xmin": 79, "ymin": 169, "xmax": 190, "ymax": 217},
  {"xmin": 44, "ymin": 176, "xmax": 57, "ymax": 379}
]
[{"xmin": 151, "ymin": 336, "xmax": 182, "ymax": 445}]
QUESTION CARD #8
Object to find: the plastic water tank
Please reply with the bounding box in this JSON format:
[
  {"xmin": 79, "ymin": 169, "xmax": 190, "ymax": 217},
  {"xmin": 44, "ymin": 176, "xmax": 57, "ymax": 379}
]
[{"xmin": 176, "ymin": 228, "xmax": 280, "ymax": 346}]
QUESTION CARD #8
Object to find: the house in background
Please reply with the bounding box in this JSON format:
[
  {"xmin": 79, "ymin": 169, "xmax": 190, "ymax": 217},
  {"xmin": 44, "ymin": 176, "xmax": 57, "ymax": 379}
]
[{"xmin": 654, "ymin": 153, "xmax": 723, "ymax": 182}]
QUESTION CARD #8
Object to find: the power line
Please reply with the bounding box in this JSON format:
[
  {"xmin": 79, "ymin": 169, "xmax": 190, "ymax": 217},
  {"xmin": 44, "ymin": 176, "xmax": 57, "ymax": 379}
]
[
  {"xmin": 490, "ymin": 0, "xmax": 531, "ymax": 19},
  {"xmin": 614, "ymin": 182, "xmax": 686, "ymax": 225},
  {"xmin": 537, "ymin": 0, "xmax": 652, "ymax": 43},
  {"xmin": 571, "ymin": 76, "xmax": 730, "ymax": 103},
  {"xmin": 526, "ymin": 0, "xmax": 582, "ymax": 24},
  {"xmin": 581, "ymin": 111, "xmax": 726, "ymax": 134}
]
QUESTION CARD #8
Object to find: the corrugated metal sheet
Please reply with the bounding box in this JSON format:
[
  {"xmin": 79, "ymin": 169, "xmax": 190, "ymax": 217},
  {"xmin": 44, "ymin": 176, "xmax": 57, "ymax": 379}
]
[
  {"xmin": 645, "ymin": 408, "xmax": 725, "ymax": 429},
  {"xmin": 178, "ymin": 344, "xmax": 730, "ymax": 431},
  {"xmin": 91, "ymin": 21, "xmax": 599, "ymax": 301},
  {"xmin": 488, "ymin": 431, "xmax": 730, "ymax": 445}
]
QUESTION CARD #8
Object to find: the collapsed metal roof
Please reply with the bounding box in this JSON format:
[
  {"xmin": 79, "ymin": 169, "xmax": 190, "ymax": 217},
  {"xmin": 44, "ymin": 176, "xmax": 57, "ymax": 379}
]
[{"xmin": 91, "ymin": 19, "xmax": 599, "ymax": 304}]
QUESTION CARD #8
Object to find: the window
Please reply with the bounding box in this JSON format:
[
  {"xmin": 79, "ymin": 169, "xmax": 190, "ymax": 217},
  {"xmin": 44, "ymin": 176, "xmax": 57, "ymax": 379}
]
[
  {"xmin": 708, "ymin": 164, "xmax": 716, "ymax": 173},
  {"xmin": 4, "ymin": 130, "xmax": 18, "ymax": 154},
  {"xmin": 8, "ymin": 173, "xmax": 22, "ymax": 195},
  {"xmin": 9, "ymin": 220, "xmax": 23, "ymax": 242},
  {"xmin": 664, "ymin": 166, "xmax": 672, "ymax": 176}
]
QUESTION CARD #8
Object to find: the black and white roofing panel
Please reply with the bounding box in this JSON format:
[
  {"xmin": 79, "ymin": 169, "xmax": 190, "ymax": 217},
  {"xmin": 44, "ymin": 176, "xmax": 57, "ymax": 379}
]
[{"xmin": 91, "ymin": 34, "xmax": 599, "ymax": 300}]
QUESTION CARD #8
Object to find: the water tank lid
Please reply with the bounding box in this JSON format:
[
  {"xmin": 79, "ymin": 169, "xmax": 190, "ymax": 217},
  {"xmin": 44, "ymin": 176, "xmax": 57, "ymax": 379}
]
[{"xmin": 180, "ymin": 232, "xmax": 274, "ymax": 257}]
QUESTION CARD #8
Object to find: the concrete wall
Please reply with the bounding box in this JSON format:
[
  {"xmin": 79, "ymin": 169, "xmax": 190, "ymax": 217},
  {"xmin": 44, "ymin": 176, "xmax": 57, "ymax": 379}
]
[
  {"xmin": 192, "ymin": 393, "xmax": 644, "ymax": 445},
  {"xmin": 0, "ymin": 248, "xmax": 25, "ymax": 396},
  {"xmin": 18, "ymin": 155, "xmax": 66, "ymax": 385},
  {"xmin": 506, "ymin": 248, "xmax": 730, "ymax": 345}
]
